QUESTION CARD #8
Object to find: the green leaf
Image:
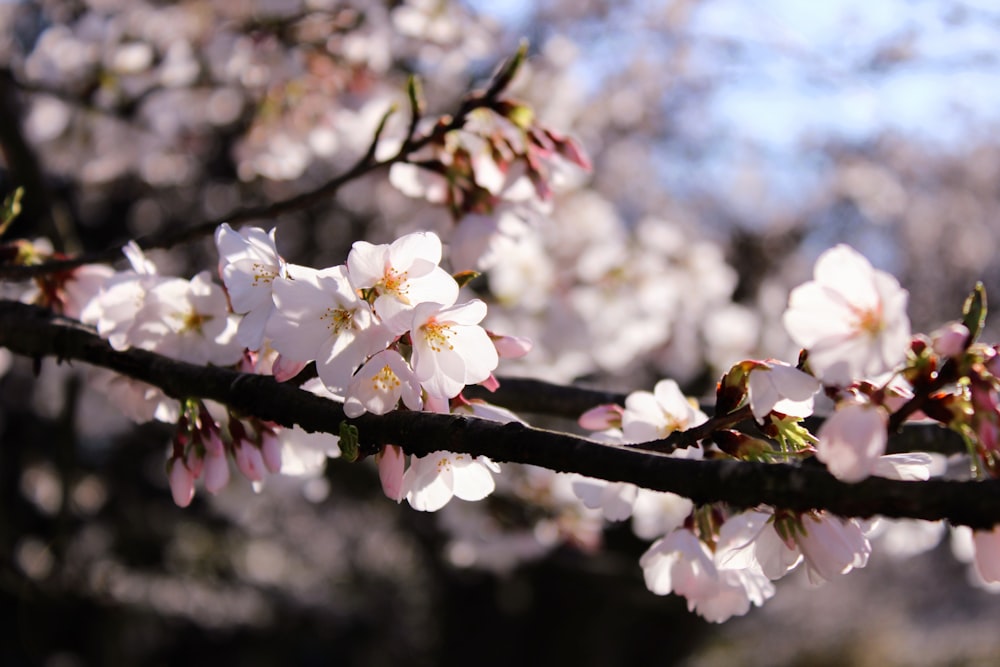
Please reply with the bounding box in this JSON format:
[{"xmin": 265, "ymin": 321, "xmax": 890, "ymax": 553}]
[
  {"xmin": 0, "ymin": 187, "xmax": 24, "ymax": 238},
  {"xmin": 339, "ymin": 421, "xmax": 360, "ymax": 463},
  {"xmin": 961, "ymin": 282, "xmax": 987, "ymax": 344}
]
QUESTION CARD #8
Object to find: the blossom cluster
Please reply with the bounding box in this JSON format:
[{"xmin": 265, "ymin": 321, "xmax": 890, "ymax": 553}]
[
  {"xmin": 215, "ymin": 224, "xmax": 516, "ymax": 512},
  {"xmin": 556, "ymin": 244, "xmax": 1000, "ymax": 621},
  {"xmin": 9, "ymin": 221, "xmax": 1000, "ymax": 623}
]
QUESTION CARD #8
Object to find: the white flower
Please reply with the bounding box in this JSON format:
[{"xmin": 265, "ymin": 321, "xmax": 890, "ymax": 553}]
[
  {"xmin": 343, "ymin": 349, "xmax": 422, "ymax": 418},
  {"xmin": 128, "ymin": 271, "xmax": 244, "ymax": 366},
  {"xmin": 716, "ymin": 509, "xmax": 870, "ymax": 585},
  {"xmin": 403, "ymin": 451, "xmax": 501, "ymax": 512},
  {"xmin": 715, "ymin": 511, "xmax": 803, "ymax": 581},
  {"xmin": 266, "ymin": 265, "xmax": 393, "ymax": 395},
  {"xmin": 640, "ymin": 527, "xmax": 774, "ymax": 622},
  {"xmin": 640, "ymin": 528, "xmax": 718, "ymax": 600},
  {"xmin": 87, "ymin": 367, "xmax": 179, "ymax": 424},
  {"xmin": 410, "ymin": 299, "xmax": 498, "ymax": 399},
  {"xmin": 571, "ymin": 477, "xmax": 639, "ymax": 521},
  {"xmin": 621, "ymin": 379, "xmax": 707, "ymax": 444},
  {"xmin": 783, "ymin": 244, "xmax": 910, "ymax": 386},
  {"xmin": 747, "ymin": 361, "xmax": 821, "ymax": 422},
  {"xmin": 795, "ymin": 513, "xmax": 871, "ymax": 584},
  {"xmin": 347, "ymin": 231, "xmax": 459, "ymax": 335},
  {"xmin": 816, "ymin": 401, "xmax": 889, "ymax": 483},
  {"xmin": 214, "ymin": 223, "xmax": 286, "ymax": 351},
  {"xmin": 82, "ymin": 242, "xmax": 163, "ymax": 350},
  {"xmin": 277, "ymin": 427, "xmax": 341, "ymax": 477},
  {"xmin": 630, "ymin": 489, "xmax": 695, "ymax": 541}
]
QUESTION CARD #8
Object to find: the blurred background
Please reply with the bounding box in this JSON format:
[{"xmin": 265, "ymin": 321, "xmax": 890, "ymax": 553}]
[{"xmin": 3, "ymin": 0, "xmax": 1000, "ymax": 664}]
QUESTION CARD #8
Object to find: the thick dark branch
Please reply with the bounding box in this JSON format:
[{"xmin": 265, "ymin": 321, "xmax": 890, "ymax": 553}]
[{"xmin": 0, "ymin": 299, "xmax": 994, "ymax": 528}]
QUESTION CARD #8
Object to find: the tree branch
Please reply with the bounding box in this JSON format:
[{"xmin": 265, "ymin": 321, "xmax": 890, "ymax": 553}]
[
  {"xmin": 0, "ymin": 70, "xmax": 505, "ymax": 280},
  {"xmin": 0, "ymin": 299, "xmax": 994, "ymax": 527}
]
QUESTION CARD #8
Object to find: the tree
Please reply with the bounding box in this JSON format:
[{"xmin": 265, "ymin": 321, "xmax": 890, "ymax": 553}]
[{"xmin": 4, "ymin": 1, "xmax": 1000, "ymax": 664}]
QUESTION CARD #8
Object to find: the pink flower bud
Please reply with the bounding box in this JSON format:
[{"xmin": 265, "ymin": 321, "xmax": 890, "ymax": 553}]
[
  {"xmin": 203, "ymin": 449, "xmax": 230, "ymax": 494},
  {"xmin": 978, "ymin": 419, "xmax": 999, "ymax": 453},
  {"xmin": 377, "ymin": 445, "xmax": 406, "ymax": 502},
  {"xmin": 168, "ymin": 459, "xmax": 195, "ymax": 508},
  {"xmin": 260, "ymin": 432, "xmax": 283, "ymax": 474},
  {"xmin": 491, "ymin": 334, "xmax": 533, "ymax": 359},
  {"xmin": 578, "ymin": 404, "xmax": 624, "ymax": 431},
  {"xmin": 235, "ymin": 441, "xmax": 266, "ymax": 482},
  {"xmin": 203, "ymin": 429, "xmax": 225, "ymax": 457},
  {"xmin": 987, "ymin": 347, "xmax": 1000, "ymax": 378},
  {"xmin": 931, "ymin": 322, "xmax": 970, "ymax": 358},
  {"xmin": 185, "ymin": 446, "xmax": 204, "ymax": 479}
]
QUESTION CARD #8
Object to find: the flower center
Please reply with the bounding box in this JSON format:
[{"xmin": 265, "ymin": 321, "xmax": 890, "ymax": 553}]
[
  {"xmin": 180, "ymin": 309, "xmax": 212, "ymax": 334},
  {"xmin": 381, "ymin": 268, "xmax": 410, "ymax": 303},
  {"xmin": 322, "ymin": 307, "xmax": 355, "ymax": 333},
  {"xmin": 250, "ymin": 262, "xmax": 277, "ymax": 287},
  {"xmin": 421, "ymin": 320, "xmax": 455, "ymax": 353},
  {"xmin": 371, "ymin": 364, "xmax": 402, "ymax": 392},
  {"xmin": 853, "ymin": 305, "xmax": 884, "ymax": 336}
]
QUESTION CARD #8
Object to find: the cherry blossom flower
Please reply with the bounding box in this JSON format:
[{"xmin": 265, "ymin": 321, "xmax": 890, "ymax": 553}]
[
  {"xmin": 630, "ymin": 489, "xmax": 695, "ymax": 541},
  {"xmin": 214, "ymin": 223, "xmax": 287, "ymax": 350},
  {"xmin": 794, "ymin": 512, "xmax": 871, "ymax": 584},
  {"xmin": 640, "ymin": 528, "xmax": 718, "ymax": 600},
  {"xmin": 716, "ymin": 509, "xmax": 870, "ymax": 585},
  {"xmin": 82, "ymin": 242, "xmax": 164, "ymax": 351},
  {"xmin": 410, "ymin": 299, "xmax": 499, "ymax": 399},
  {"xmin": 266, "ymin": 265, "xmax": 393, "ymax": 394},
  {"xmin": 343, "ymin": 349, "xmax": 423, "ymax": 418},
  {"xmin": 571, "ymin": 477, "xmax": 639, "ymax": 521},
  {"xmin": 783, "ymin": 244, "xmax": 911, "ymax": 386},
  {"xmin": 403, "ymin": 451, "xmax": 501, "ymax": 512},
  {"xmin": 746, "ymin": 360, "xmax": 821, "ymax": 422},
  {"xmin": 640, "ymin": 527, "xmax": 774, "ymax": 622},
  {"xmin": 128, "ymin": 271, "xmax": 243, "ymax": 366},
  {"xmin": 816, "ymin": 400, "xmax": 889, "ymax": 483},
  {"xmin": 347, "ymin": 231, "xmax": 459, "ymax": 335},
  {"xmin": 87, "ymin": 368, "xmax": 179, "ymax": 424},
  {"xmin": 275, "ymin": 426, "xmax": 341, "ymax": 477},
  {"xmin": 621, "ymin": 379, "xmax": 707, "ymax": 444}
]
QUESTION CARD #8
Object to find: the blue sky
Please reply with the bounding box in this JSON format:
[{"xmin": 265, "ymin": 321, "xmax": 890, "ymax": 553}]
[{"xmin": 468, "ymin": 0, "xmax": 1000, "ymax": 178}]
